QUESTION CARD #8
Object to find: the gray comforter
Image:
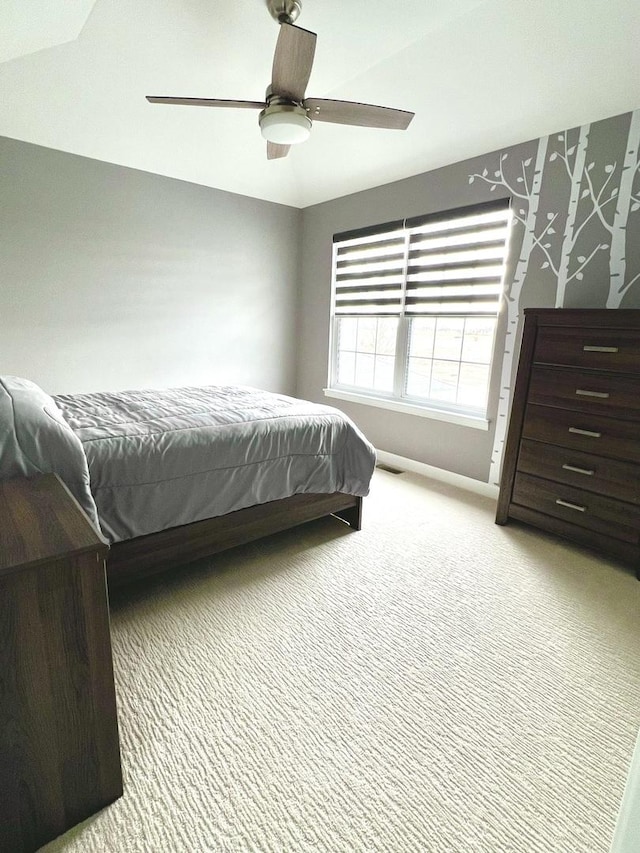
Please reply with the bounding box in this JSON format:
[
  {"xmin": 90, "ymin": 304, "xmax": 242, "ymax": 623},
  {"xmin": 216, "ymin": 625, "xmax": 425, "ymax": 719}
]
[{"xmin": 52, "ymin": 384, "xmax": 376, "ymax": 543}]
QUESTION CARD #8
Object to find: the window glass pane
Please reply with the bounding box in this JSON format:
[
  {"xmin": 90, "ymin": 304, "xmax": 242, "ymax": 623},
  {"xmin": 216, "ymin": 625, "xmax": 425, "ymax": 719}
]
[
  {"xmin": 355, "ymin": 353, "xmax": 375, "ymax": 387},
  {"xmin": 356, "ymin": 318, "xmax": 377, "ymax": 353},
  {"xmin": 405, "ymin": 357, "xmax": 432, "ymax": 398},
  {"xmin": 338, "ymin": 317, "xmax": 358, "ymax": 351},
  {"xmin": 408, "ymin": 318, "xmax": 436, "ymax": 358},
  {"xmin": 430, "ymin": 359, "xmax": 460, "ymax": 402},
  {"xmin": 433, "ymin": 317, "xmax": 464, "ymax": 360},
  {"xmin": 336, "ymin": 316, "xmax": 398, "ymax": 392},
  {"xmin": 337, "ymin": 350, "xmax": 356, "ymax": 386},
  {"xmin": 373, "ymin": 355, "xmax": 395, "ymax": 392},
  {"xmin": 377, "ymin": 318, "xmax": 398, "ymax": 356},
  {"xmin": 461, "ymin": 318, "xmax": 496, "ymax": 364},
  {"xmin": 458, "ymin": 363, "xmax": 490, "ymax": 408}
]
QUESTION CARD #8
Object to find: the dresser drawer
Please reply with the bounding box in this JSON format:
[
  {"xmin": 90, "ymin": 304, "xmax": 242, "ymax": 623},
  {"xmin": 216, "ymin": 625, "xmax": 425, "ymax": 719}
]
[
  {"xmin": 528, "ymin": 366, "xmax": 640, "ymax": 420},
  {"xmin": 512, "ymin": 472, "xmax": 640, "ymax": 544},
  {"xmin": 534, "ymin": 327, "xmax": 640, "ymax": 373},
  {"xmin": 522, "ymin": 404, "xmax": 640, "ymax": 463},
  {"xmin": 517, "ymin": 439, "xmax": 640, "ymax": 504}
]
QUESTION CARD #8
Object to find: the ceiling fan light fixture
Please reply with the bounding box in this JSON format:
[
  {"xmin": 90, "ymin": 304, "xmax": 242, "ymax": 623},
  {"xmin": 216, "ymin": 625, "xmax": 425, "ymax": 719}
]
[{"xmin": 259, "ymin": 105, "xmax": 311, "ymax": 145}]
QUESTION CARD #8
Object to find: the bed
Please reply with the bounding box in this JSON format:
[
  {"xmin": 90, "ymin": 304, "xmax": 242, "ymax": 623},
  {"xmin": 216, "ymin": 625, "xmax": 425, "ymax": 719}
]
[{"xmin": 0, "ymin": 376, "xmax": 376, "ymax": 588}]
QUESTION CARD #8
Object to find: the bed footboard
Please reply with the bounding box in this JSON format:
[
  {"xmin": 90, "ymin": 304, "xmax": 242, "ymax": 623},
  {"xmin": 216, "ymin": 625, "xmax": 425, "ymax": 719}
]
[{"xmin": 107, "ymin": 493, "xmax": 362, "ymax": 589}]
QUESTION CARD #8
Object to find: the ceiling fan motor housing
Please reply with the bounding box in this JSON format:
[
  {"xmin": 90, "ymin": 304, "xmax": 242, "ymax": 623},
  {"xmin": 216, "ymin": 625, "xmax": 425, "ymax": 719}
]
[{"xmin": 266, "ymin": 0, "xmax": 301, "ymax": 24}]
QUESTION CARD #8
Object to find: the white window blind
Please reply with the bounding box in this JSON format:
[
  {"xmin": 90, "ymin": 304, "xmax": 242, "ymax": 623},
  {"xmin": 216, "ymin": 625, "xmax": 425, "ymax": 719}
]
[
  {"xmin": 405, "ymin": 205, "xmax": 512, "ymax": 316},
  {"xmin": 334, "ymin": 228, "xmax": 406, "ymax": 316},
  {"xmin": 333, "ymin": 200, "xmax": 511, "ymax": 318}
]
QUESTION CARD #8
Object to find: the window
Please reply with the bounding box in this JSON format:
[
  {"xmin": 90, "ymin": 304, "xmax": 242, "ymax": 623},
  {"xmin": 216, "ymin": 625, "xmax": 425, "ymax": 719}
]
[{"xmin": 327, "ymin": 199, "xmax": 512, "ymax": 424}]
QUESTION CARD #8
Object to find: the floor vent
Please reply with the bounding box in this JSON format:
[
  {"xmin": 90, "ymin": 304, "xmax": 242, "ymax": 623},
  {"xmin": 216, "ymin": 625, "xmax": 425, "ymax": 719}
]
[{"xmin": 376, "ymin": 463, "xmax": 403, "ymax": 475}]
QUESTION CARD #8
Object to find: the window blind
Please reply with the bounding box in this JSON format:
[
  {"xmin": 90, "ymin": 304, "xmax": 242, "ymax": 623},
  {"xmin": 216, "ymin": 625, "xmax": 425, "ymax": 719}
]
[
  {"xmin": 332, "ymin": 199, "xmax": 511, "ymax": 318},
  {"xmin": 405, "ymin": 204, "xmax": 511, "ymax": 316},
  {"xmin": 333, "ymin": 229, "xmax": 406, "ymax": 316}
]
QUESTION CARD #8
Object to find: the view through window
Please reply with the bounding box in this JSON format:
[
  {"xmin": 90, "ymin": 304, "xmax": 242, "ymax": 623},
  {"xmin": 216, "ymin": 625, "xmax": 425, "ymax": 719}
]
[{"xmin": 329, "ymin": 200, "xmax": 512, "ymax": 418}]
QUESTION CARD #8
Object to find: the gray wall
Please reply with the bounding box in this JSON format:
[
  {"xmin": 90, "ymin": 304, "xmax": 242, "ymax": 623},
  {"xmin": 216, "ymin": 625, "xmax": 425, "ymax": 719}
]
[
  {"xmin": 1, "ymin": 137, "xmax": 301, "ymax": 395},
  {"xmin": 3, "ymin": 112, "xmax": 639, "ymax": 484},
  {"xmin": 297, "ymin": 108, "xmax": 640, "ymax": 483}
]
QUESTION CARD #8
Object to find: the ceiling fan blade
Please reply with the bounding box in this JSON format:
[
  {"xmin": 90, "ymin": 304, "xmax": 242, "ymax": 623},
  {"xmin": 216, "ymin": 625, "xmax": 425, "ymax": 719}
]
[
  {"xmin": 304, "ymin": 98, "xmax": 414, "ymax": 130},
  {"xmin": 271, "ymin": 23, "xmax": 317, "ymax": 102},
  {"xmin": 267, "ymin": 142, "xmax": 291, "ymax": 160},
  {"xmin": 146, "ymin": 96, "xmax": 265, "ymax": 110}
]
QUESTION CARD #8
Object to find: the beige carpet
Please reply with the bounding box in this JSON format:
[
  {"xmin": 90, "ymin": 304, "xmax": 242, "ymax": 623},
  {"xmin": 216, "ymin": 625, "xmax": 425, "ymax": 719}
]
[{"xmin": 43, "ymin": 470, "xmax": 640, "ymax": 853}]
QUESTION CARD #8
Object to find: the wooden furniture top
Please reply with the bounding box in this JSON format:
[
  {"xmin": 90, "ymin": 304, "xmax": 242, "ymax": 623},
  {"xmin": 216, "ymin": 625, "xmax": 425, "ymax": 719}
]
[
  {"xmin": 0, "ymin": 474, "xmax": 108, "ymax": 576},
  {"xmin": 523, "ymin": 307, "xmax": 640, "ymax": 327}
]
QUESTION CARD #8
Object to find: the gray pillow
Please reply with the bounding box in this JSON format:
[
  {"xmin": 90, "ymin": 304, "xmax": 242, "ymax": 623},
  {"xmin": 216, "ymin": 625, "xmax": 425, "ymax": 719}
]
[{"xmin": 0, "ymin": 375, "xmax": 101, "ymax": 531}]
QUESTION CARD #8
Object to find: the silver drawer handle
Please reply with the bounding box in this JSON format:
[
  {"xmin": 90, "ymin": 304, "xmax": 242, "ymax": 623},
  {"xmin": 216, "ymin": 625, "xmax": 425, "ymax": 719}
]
[
  {"xmin": 562, "ymin": 463, "xmax": 595, "ymax": 476},
  {"xmin": 575, "ymin": 388, "xmax": 610, "ymax": 399},
  {"xmin": 569, "ymin": 427, "xmax": 602, "ymax": 438},
  {"xmin": 555, "ymin": 499, "xmax": 586, "ymax": 512},
  {"xmin": 583, "ymin": 345, "xmax": 619, "ymax": 353}
]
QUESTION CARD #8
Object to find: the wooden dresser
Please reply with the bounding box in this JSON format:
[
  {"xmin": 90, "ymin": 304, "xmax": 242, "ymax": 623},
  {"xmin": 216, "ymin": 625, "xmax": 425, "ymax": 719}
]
[
  {"xmin": 0, "ymin": 474, "xmax": 123, "ymax": 853},
  {"xmin": 496, "ymin": 308, "xmax": 640, "ymax": 574}
]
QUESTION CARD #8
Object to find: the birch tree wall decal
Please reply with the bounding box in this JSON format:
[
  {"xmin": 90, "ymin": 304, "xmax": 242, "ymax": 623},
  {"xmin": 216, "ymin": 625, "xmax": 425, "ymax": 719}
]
[
  {"xmin": 553, "ymin": 125, "xmax": 591, "ymax": 306},
  {"xmin": 518, "ymin": 113, "xmax": 640, "ymax": 309},
  {"xmin": 531, "ymin": 127, "xmax": 616, "ymax": 306},
  {"xmin": 469, "ymin": 135, "xmax": 550, "ymax": 487},
  {"xmin": 607, "ymin": 109, "xmax": 640, "ymax": 307}
]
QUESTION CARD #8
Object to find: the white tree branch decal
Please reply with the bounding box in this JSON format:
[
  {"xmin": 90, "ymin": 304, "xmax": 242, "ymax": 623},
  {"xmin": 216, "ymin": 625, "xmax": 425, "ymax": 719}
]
[
  {"xmin": 470, "ymin": 138, "xmax": 550, "ymax": 486},
  {"xmin": 581, "ymin": 160, "xmax": 619, "ymax": 233},
  {"xmin": 532, "ymin": 212, "xmax": 561, "ymax": 278},
  {"xmin": 553, "ymin": 125, "xmax": 590, "ymax": 306},
  {"xmin": 468, "ymin": 154, "xmax": 529, "ymax": 200},
  {"xmin": 607, "ymin": 110, "xmax": 640, "ymax": 307}
]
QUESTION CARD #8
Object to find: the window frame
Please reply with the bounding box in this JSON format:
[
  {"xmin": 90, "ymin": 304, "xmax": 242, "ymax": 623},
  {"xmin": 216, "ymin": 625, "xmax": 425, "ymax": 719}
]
[{"xmin": 325, "ymin": 200, "xmax": 512, "ymax": 429}]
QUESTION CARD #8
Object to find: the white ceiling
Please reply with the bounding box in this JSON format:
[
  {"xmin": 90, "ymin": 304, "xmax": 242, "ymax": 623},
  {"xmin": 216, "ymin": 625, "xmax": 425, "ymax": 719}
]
[{"xmin": 1, "ymin": 0, "xmax": 639, "ymax": 208}]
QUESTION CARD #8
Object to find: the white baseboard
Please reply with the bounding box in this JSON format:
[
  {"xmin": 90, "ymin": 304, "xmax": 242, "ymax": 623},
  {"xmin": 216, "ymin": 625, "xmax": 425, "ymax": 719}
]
[{"xmin": 375, "ymin": 449, "xmax": 499, "ymax": 500}]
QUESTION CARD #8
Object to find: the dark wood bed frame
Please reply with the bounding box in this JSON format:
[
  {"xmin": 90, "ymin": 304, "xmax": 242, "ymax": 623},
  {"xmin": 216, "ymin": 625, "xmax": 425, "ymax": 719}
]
[{"xmin": 107, "ymin": 492, "xmax": 363, "ymax": 589}]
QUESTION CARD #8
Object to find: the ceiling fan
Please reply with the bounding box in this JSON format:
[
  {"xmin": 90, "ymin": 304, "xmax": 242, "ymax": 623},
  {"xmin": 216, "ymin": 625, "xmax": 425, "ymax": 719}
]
[{"xmin": 146, "ymin": 0, "xmax": 414, "ymax": 160}]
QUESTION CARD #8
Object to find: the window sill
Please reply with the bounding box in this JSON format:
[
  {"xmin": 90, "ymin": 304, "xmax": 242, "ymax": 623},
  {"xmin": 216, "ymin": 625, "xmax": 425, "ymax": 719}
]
[{"xmin": 323, "ymin": 388, "xmax": 490, "ymax": 431}]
